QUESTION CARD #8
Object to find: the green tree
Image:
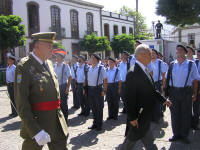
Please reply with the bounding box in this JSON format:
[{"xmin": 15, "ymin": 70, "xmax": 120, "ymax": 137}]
[
  {"xmin": 156, "ymin": 0, "xmax": 200, "ymax": 26},
  {"xmin": 79, "ymin": 33, "xmax": 111, "ymax": 54},
  {"xmin": 119, "ymin": 6, "xmax": 152, "ymax": 40},
  {"xmin": 0, "ymin": 15, "xmax": 26, "ymax": 65},
  {"xmin": 53, "ymin": 41, "xmax": 65, "ymax": 50},
  {"xmin": 111, "ymin": 34, "xmax": 135, "ymax": 57}
]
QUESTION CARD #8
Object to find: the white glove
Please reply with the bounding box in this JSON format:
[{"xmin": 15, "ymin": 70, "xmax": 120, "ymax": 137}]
[{"xmin": 34, "ymin": 130, "xmax": 51, "ymax": 146}]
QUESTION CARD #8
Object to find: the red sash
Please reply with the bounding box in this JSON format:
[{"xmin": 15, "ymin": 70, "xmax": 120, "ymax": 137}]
[{"xmin": 31, "ymin": 99, "xmax": 60, "ymax": 111}]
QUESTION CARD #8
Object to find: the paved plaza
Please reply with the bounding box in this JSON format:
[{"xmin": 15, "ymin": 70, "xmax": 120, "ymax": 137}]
[{"xmin": 0, "ymin": 86, "xmax": 200, "ymax": 150}]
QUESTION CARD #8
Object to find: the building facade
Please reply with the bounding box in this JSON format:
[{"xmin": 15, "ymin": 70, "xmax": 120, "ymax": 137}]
[
  {"xmin": 171, "ymin": 24, "xmax": 200, "ymax": 49},
  {"xmin": 0, "ymin": 0, "xmax": 134, "ymax": 61}
]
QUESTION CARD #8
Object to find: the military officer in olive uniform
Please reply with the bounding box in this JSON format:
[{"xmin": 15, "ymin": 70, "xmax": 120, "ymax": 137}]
[{"xmin": 14, "ymin": 32, "xmax": 68, "ymax": 150}]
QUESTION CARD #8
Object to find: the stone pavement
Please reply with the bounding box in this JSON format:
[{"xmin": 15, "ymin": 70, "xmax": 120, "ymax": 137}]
[{"xmin": 0, "ymin": 86, "xmax": 200, "ymax": 150}]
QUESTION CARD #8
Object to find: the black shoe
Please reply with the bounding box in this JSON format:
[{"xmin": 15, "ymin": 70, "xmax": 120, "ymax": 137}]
[
  {"xmin": 96, "ymin": 127, "xmax": 102, "ymax": 131},
  {"xmin": 169, "ymin": 136, "xmax": 181, "ymax": 142},
  {"xmin": 72, "ymin": 106, "xmax": 79, "ymax": 109},
  {"xmin": 113, "ymin": 117, "xmax": 118, "ymax": 120},
  {"xmin": 181, "ymin": 138, "xmax": 190, "ymax": 144},
  {"xmin": 121, "ymin": 109, "xmax": 126, "ymax": 114},
  {"xmin": 78, "ymin": 112, "xmax": 84, "ymax": 116},
  {"xmin": 107, "ymin": 117, "xmax": 112, "ymax": 120},
  {"xmin": 9, "ymin": 114, "xmax": 18, "ymax": 118},
  {"xmin": 83, "ymin": 113, "xmax": 89, "ymax": 117},
  {"xmin": 88, "ymin": 125, "xmax": 97, "ymax": 130},
  {"xmin": 191, "ymin": 126, "xmax": 200, "ymax": 130}
]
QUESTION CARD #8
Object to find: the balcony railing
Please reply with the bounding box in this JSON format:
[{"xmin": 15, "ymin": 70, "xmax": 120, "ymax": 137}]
[
  {"xmin": 49, "ymin": 26, "xmax": 66, "ymax": 39},
  {"xmin": 85, "ymin": 30, "xmax": 98, "ymax": 35}
]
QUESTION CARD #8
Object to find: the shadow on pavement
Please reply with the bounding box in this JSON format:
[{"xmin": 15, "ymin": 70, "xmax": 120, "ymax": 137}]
[
  {"xmin": 169, "ymin": 130, "xmax": 200, "ymax": 150},
  {"xmin": 115, "ymin": 140, "xmax": 145, "ymax": 150},
  {"xmin": 69, "ymin": 130, "xmax": 100, "ymax": 150},
  {"xmin": 103, "ymin": 113, "xmax": 126, "ymax": 131},
  {"xmin": 1, "ymin": 121, "xmax": 21, "ymax": 132},
  {"xmin": 68, "ymin": 114, "xmax": 92, "ymax": 127},
  {"xmin": 0, "ymin": 116, "xmax": 12, "ymax": 124},
  {"xmin": 0, "ymin": 89, "xmax": 7, "ymax": 92},
  {"xmin": 68, "ymin": 107, "xmax": 78, "ymax": 115}
]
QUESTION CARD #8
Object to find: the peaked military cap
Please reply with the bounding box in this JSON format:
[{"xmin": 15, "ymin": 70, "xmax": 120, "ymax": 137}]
[
  {"xmin": 32, "ymin": 32, "xmax": 56, "ymax": 43},
  {"xmin": 108, "ymin": 57, "xmax": 116, "ymax": 63},
  {"xmin": 152, "ymin": 49, "xmax": 159, "ymax": 55},
  {"xmin": 177, "ymin": 44, "xmax": 187, "ymax": 53},
  {"xmin": 135, "ymin": 40, "xmax": 142, "ymax": 45},
  {"xmin": 8, "ymin": 55, "xmax": 15, "ymax": 61},
  {"xmin": 91, "ymin": 53, "xmax": 101, "ymax": 61},
  {"xmin": 186, "ymin": 46, "xmax": 195, "ymax": 53},
  {"xmin": 158, "ymin": 51, "xmax": 163, "ymax": 57},
  {"xmin": 72, "ymin": 55, "xmax": 79, "ymax": 59},
  {"xmin": 53, "ymin": 49, "xmax": 66, "ymax": 57},
  {"xmin": 122, "ymin": 51, "xmax": 130, "ymax": 56},
  {"xmin": 79, "ymin": 55, "xmax": 86, "ymax": 61}
]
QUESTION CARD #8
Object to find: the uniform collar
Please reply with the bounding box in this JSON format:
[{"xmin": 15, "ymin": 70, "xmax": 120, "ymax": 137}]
[
  {"xmin": 32, "ymin": 52, "xmax": 44, "ymax": 65},
  {"xmin": 78, "ymin": 63, "xmax": 85, "ymax": 68},
  {"xmin": 175, "ymin": 59, "xmax": 187, "ymax": 65},
  {"xmin": 136, "ymin": 60, "xmax": 146, "ymax": 73},
  {"xmin": 56, "ymin": 62, "xmax": 64, "ymax": 67},
  {"xmin": 108, "ymin": 67, "xmax": 116, "ymax": 71}
]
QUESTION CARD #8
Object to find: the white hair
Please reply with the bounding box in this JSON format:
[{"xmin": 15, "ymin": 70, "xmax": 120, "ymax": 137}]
[{"xmin": 135, "ymin": 44, "xmax": 151, "ymax": 59}]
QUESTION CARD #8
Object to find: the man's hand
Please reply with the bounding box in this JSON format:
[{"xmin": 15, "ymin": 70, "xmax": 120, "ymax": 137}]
[
  {"xmin": 118, "ymin": 89, "xmax": 121, "ymax": 94},
  {"xmin": 34, "ymin": 130, "xmax": 51, "ymax": 146},
  {"xmin": 65, "ymin": 87, "xmax": 69, "ymax": 95},
  {"xmin": 83, "ymin": 89, "xmax": 85, "ymax": 95},
  {"xmin": 192, "ymin": 94, "xmax": 197, "ymax": 102},
  {"xmin": 101, "ymin": 91, "xmax": 105, "ymax": 96},
  {"xmin": 130, "ymin": 120, "xmax": 138, "ymax": 128},
  {"xmin": 164, "ymin": 100, "xmax": 172, "ymax": 107}
]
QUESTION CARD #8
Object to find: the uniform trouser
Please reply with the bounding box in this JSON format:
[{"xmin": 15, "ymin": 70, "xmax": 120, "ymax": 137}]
[
  {"xmin": 106, "ymin": 83, "xmax": 120, "ymax": 118},
  {"xmin": 120, "ymin": 82, "xmax": 127, "ymax": 111},
  {"xmin": 156, "ymin": 29, "xmax": 161, "ymax": 38},
  {"xmin": 88, "ymin": 86, "xmax": 104, "ymax": 128},
  {"xmin": 7, "ymin": 84, "xmax": 17, "ymax": 115},
  {"xmin": 60, "ymin": 83, "xmax": 68, "ymax": 121},
  {"xmin": 76, "ymin": 83, "xmax": 90, "ymax": 115},
  {"xmin": 22, "ymin": 137, "xmax": 67, "ymax": 150},
  {"xmin": 152, "ymin": 81, "xmax": 163, "ymax": 122},
  {"xmin": 192, "ymin": 82, "xmax": 200, "ymax": 127},
  {"xmin": 71, "ymin": 79, "xmax": 79, "ymax": 108},
  {"xmin": 121, "ymin": 130, "xmax": 158, "ymax": 150},
  {"xmin": 169, "ymin": 87, "xmax": 193, "ymax": 138}
]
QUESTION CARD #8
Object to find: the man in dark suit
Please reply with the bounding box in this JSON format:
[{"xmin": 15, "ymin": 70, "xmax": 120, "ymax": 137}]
[{"xmin": 120, "ymin": 44, "xmax": 171, "ymax": 150}]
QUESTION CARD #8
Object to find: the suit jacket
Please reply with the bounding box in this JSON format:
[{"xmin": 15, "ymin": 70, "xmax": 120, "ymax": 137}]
[
  {"xmin": 125, "ymin": 63, "xmax": 166, "ymax": 141},
  {"xmin": 14, "ymin": 55, "xmax": 67, "ymax": 140}
]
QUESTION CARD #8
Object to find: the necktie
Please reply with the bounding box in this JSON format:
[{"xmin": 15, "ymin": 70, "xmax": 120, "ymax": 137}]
[
  {"xmin": 145, "ymin": 68, "xmax": 153, "ymax": 83},
  {"xmin": 42, "ymin": 63, "xmax": 51, "ymax": 75}
]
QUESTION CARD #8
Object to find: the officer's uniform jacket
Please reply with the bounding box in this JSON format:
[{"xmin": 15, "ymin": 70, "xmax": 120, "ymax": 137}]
[{"xmin": 14, "ymin": 54, "xmax": 67, "ymax": 140}]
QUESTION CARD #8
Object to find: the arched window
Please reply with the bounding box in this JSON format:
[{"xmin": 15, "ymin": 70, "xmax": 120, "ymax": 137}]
[
  {"xmin": 27, "ymin": 2, "xmax": 40, "ymax": 36},
  {"xmin": 122, "ymin": 26, "xmax": 126, "ymax": 34},
  {"xmin": 0, "ymin": 0, "xmax": 12, "ymax": 15},
  {"xmin": 104, "ymin": 24, "xmax": 110, "ymax": 41},
  {"xmin": 113, "ymin": 25, "xmax": 118, "ymax": 36},
  {"xmin": 86, "ymin": 12, "xmax": 94, "ymax": 34},
  {"xmin": 51, "ymin": 6, "xmax": 61, "ymax": 28},
  {"xmin": 129, "ymin": 27, "xmax": 133, "ymax": 35},
  {"xmin": 70, "ymin": 9, "xmax": 79, "ymax": 39}
]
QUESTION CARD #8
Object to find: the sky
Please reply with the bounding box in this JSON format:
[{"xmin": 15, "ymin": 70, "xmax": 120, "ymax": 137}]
[{"xmin": 85, "ymin": 0, "xmax": 173, "ymax": 35}]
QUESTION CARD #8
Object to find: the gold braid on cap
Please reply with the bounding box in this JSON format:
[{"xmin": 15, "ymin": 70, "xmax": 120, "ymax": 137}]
[
  {"xmin": 38, "ymin": 39, "xmax": 54, "ymax": 43},
  {"xmin": 38, "ymin": 34, "xmax": 56, "ymax": 43}
]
